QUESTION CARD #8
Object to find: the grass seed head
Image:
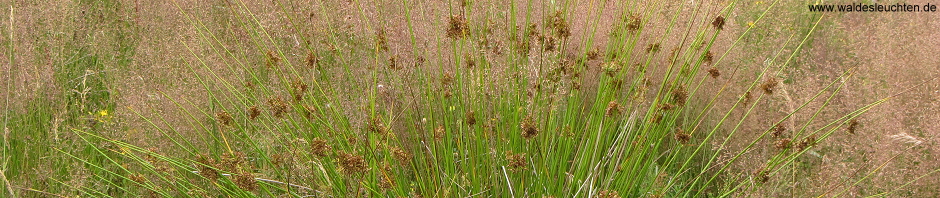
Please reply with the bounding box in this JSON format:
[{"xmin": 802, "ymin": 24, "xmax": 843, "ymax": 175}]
[
  {"xmin": 390, "ymin": 146, "xmax": 411, "ymax": 165},
  {"xmin": 774, "ymin": 138, "xmax": 791, "ymax": 149},
  {"xmin": 337, "ymin": 151, "xmax": 369, "ymax": 176},
  {"xmin": 379, "ymin": 175, "xmax": 396, "ymax": 189},
  {"xmin": 465, "ymin": 111, "xmax": 476, "ymax": 126},
  {"xmin": 743, "ymin": 91, "xmax": 753, "ymax": 105},
  {"xmin": 220, "ymin": 152, "xmax": 246, "ymax": 172},
  {"xmin": 659, "ymin": 103, "xmax": 675, "ymax": 111},
  {"xmin": 446, "ymin": 15, "xmax": 470, "ymax": 39},
  {"xmin": 464, "ymin": 53, "xmax": 475, "ymax": 69},
  {"xmin": 376, "ymin": 28, "xmax": 389, "ymax": 52},
  {"xmin": 587, "ymin": 48, "xmax": 601, "ymax": 60},
  {"xmin": 305, "ymin": 51, "xmax": 319, "ymax": 69},
  {"xmin": 546, "ymin": 11, "xmax": 571, "ymax": 38},
  {"xmin": 674, "ymin": 128, "xmax": 691, "ymax": 143},
  {"xmin": 388, "ymin": 55, "xmax": 401, "ymax": 70},
  {"xmin": 434, "ymin": 125, "xmax": 445, "ymax": 142},
  {"xmin": 234, "ymin": 170, "xmax": 257, "ymax": 191},
  {"xmin": 266, "ymin": 50, "xmax": 281, "ymax": 68},
  {"xmin": 216, "ymin": 111, "xmax": 233, "ymax": 127},
  {"xmin": 707, "ymin": 67, "xmax": 720, "ymax": 78},
  {"xmin": 368, "ymin": 117, "xmax": 390, "ymax": 136},
  {"xmin": 712, "ymin": 16, "xmax": 726, "ymax": 30},
  {"xmin": 248, "ymin": 106, "xmax": 261, "ymax": 120},
  {"xmin": 505, "ymin": 151, "xmax": 527, "ymax": 171},
  {"xmin": 310, "ymin": 137, "xmax": 332, "ymax": 158},
  {"xmin": 605, "ymin": 101, "xmax": 622, "ymax": 117},
  {"xmin": 650, "ymin": 113, "xmax": 663, "ymax": 123},
  {"xmin": 196, "ymin": 155, "xmax": 219, "ymax": 180},
  {"xmin": 625, "ymin": 14, "xmax": 641, "ymax": 32},
  {"xmin": 520, "ymin": 115, "xmax": 539, "ymax": 139},
  {"xmin": 603, "ymin": 62, "xmax": 621, "ymax": 77},
  {"xmin": 772, "ymin": 123, "xmax": 786, "ymax": 138},
  {"xmin": 646, "ymin": 43, "xmax": 661, "ymax": 53},
  {"xmin": 703, "ymin": 51, "xmax": 714, "ymax": 65},
  {"xmin": 542, "ymin": 36, "xmax": 557, "ymax": 51},
  {"xmin": 761, "ymin": 77, "xmax": 777, "ymax": 94},
  {"xmin": 441, "ymin": 72, "xmax": 454, "ymax": 86},
  {"xmin": 847, "ymin": 119, "xmax": 859, "ymax": 134},
  {"xmin": 292, "ymin": 80, "xmax": 308, "ymax": 101},
  {"xmin": 754, "ymin": 169, "xmax": 769, "ymax": 183},
  {"xmin": 267, "ymin": 97, "xmax": 288, "ymax": 118},
  {"xmin": 129, "ymin": 173, "xmax": 146, "ymax": 184},
  {"xmin": 596, "ymin": 190, "xmax": 621, "ymax": 198},
  {"xmin": 672, "ymin": 86, "xmax": 688, "ymax": 106},
  {"xmin": 796, "ymin": 135, "xmax": 817, "ymax": 151}
]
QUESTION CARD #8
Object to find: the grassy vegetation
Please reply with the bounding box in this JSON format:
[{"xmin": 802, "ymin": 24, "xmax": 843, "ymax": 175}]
[{"xmin": 2, "ymin": 0, "xmax": 938, "ymax": 197}]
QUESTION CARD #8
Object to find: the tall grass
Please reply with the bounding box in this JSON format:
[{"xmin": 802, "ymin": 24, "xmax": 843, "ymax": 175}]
[{"xmin": 3, "ymin": 0, "xmax": 938, "ymax": 197}]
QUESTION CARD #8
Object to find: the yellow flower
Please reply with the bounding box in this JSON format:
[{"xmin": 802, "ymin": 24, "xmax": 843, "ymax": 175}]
[{"xmin": 94, "ymin": 109, "xmax": 113, "ymax": 123}]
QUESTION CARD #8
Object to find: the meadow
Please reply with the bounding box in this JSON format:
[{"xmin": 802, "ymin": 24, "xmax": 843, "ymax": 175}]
[{"xmin": 2, "ymin": 0, "xmax": 939, "ymax": 197}]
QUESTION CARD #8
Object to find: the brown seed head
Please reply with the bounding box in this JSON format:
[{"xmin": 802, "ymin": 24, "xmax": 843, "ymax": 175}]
[
  {"xmin": 672, "ymin": 86, "xmax": 688, "ymax": 106},
  {"xmin": 796, "ymin": 135, "xmax": 817, "ymax": 151},
  {"xmin": 267, "ymin": 97, "xmax": 288, "ymax": 118},
  {"xmin": 129, "ymin": 173, "xmax": 146, "ymax": 184},
  {"xmin": 310, "ymin": 137, "xmax": 332, "ymax": 158},
  {"xmin": 305, "ymin": 51, "xmax": 320, "ymax": 69},
  {"xmin": 390, "ymin": 146, "xmax": 411, "ymax": 165},
  {"xmin": 675, "ymin": 128, "xmax": 691, "ymax": 144},
  {"xmin": 441, "ymin": 72, "xmax": 454, "ymax": 86},
  {"xmin": 761, "ymin": 77, "xmax": 777, "ymax": 95},
  {"xmin": 659, "ymin": 103, "xmax": 675, "ymax": 111},
  {"xmin": 520, "ymin": 115, "xmax": 539, "ymax": 139},
  {"xmin": 388, "ymin": 55, "xmax": 400, "ymax": 70},
  {"xmin": 465, "ymin": 111, "xmax": 477, "ymax": 126},
  {"xmin": 375, "ymin": 28, "xmax": 389, "ymax": 52},
  {"xmin": 220, "ymin": 152, "xmax": 246, "ymax": 172},
  {"xmin": 266, "ymin": 50, "xmax": 281, "ymax": 68},
  {"xmin": 337, "ymin": 151, "xmax": 369, "ymax": 175},
  {"xmin": 379, "ymin": 175, "xmax": 396, "ymax": 189},
  {"xmin": 774, "ymin": 138, "xmax": 791, "ymax": 149},
  {"xmin": 446, "ymin": 15, "xmax": 470, "ymax": 39},
  {"xmin": 546, "ymin": 11, "xmax": 571, "ymax": 38},
  {"xmin": 587, "ymin": 49, "xmax": 601, "ymax": 60},
  {"xmin": 234, "ymin": 170, "xmax": 257, "ymax": 191},
  {"xmin": 742, "ymin": 91, "xmax": 753, "ymax": 105},
  {"xmin": 707, "ymin": 67, "xmax": 720, "ymax": 78},
  {"xmin": 646, "ymin": 43, "xmax": 661, "ymax": 53},
  {"xmin": 847, "ymin": 119, "xmax": 859, "ymax": 134},
  {"xmin": 754, "ymin": 169, "xmax": 769, "ymax": 183},
  {"xmin": 505, "ymin": 151, "xmax": 528, "ymax": 171},
  {"xmin": 196, "ymin": 155, "xmax": 219, "ymax": 180},
  {"xmin": 712, "ymin": 16, "xmax": 725, "ymax": 30},
  {"xmin": 434, "ymin": 125, "xmax": 445, "ymax": 141},
  {"xmin": 596, "ymin": 190, "xmax": 621, "ymax": 198},
  {"xmin": 216, "ymin": 111, "xmax": 233, "ymax": 127},
  {"xmin": 703, "ymin": 51, "xmax": 714, "ymax": 65},
  {"xmin": 605, "ymin": 101, "xmax": 622, "ymax": 117},
  {"xmin": 772, "ymin": 123, "xmax": 787, "ymax": 138},
  {"xmin": 625, "ymin": 14, "xmax": 641, "ymax": 33},
  {"xmin": 292, "ymin": 80, "xmax": 308, "ymax": 101},
  {"xmin": 247, "ymin": 106, "xmax": 261, "ymax": 120}
]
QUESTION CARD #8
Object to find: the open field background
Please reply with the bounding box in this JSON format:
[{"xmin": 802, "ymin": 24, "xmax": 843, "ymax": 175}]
[{"xmin": 2, "ymin": 0, "xmax": 939, "ymax": 197}]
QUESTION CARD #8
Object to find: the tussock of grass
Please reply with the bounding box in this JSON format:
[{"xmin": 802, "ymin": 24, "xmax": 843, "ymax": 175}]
[{"xmin": 3, "ymin": 0, "xmax": 939, "ymax": 197}]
